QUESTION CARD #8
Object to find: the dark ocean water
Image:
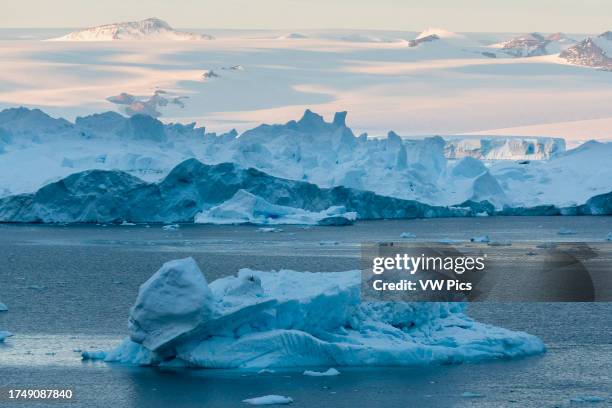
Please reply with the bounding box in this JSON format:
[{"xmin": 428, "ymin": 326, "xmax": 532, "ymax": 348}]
[{"xmin": 0, "ymin": 217, "xmax": 611, "ymax": 407}]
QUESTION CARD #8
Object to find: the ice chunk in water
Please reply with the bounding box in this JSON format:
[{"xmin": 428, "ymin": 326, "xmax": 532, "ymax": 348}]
[
  {"xmin": 242, "ymin": 395, "xmax": 293, "ymax": 405},
  {"xmin": 303, "ymin": 368, "xmax": 340, "ymax": 377}
]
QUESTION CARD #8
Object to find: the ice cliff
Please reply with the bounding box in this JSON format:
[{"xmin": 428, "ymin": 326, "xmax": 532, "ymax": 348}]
[
  {"xmin": 0, "ymin": 159, "xmax": 466, "ymax": 223},
  {"xmin": 444, "ymin": 137, "xmax": 565, "ymax": 160},
  {"xmin": 84, "ymin": 258, "xmax": 545, "ymax": 368}
]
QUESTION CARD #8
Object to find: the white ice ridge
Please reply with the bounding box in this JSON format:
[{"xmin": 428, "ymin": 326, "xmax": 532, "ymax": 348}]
[
  {"xmin": 194, "ymin": 190, "xmax": 357, "ymax": 225},
  {"xmin": 84, "ymin": 258, "xmax": 545, "ymax": 368}
]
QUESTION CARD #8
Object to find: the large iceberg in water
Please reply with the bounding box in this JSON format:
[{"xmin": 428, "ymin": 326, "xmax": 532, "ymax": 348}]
[
  {"xmin": 194, "ymin": 190, "xmax": 357, "ymax": 225},
  {"xmin": 87, "ymin": 258, "xmax": 545, "ymax": 369}
]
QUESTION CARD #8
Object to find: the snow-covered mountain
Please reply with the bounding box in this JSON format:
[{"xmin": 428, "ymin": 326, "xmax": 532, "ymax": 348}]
[
  {"xmin": 49, "ymin": 18, "xmax": 213, "ymax": 41},
  {"xmin": 416, "ymin": 28, "xmax": 461, "ymax": 40},
  {"xmin": 559, "ymin": 31, "xmax": 612, "ymax": 70},
  {"xmin": 490, "ymin": 32, "xmax": 575, "ymax": 57}
]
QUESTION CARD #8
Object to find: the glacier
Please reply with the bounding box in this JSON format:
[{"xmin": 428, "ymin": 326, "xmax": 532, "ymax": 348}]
[
  {"xmin": 0, "ymin": 107, "xmax": 611, "ymax": 217},
  {"xmin": 84, "ymin": 258, "xmax": 545, "ymax": 368}
]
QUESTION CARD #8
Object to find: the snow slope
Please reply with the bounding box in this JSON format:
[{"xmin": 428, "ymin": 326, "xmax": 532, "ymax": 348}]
[
  {"xmin": 416, "ymin": 28, "xmax": 461, "ymax": 40},
  {"xmin": 84, "ymin": 258, "xmax": 545, "ymax": 368},
  {"xmin": 49, "ymin": 18, "xmax": 213, "ymax": 41},
  {"xmin": 1, "ymin": 29, "xmax": 611, "ymax": 139}
]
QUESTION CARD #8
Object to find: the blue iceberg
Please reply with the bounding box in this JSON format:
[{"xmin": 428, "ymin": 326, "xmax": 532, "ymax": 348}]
[{"xmin": 85, "ymin": 258, "xmax": 545, "ymax": 369}]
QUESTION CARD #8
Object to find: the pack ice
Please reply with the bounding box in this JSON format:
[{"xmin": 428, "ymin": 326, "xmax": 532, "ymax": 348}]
[{"xmin": 86, "ymin": 258, "xmax": 545, "ymax": 368}]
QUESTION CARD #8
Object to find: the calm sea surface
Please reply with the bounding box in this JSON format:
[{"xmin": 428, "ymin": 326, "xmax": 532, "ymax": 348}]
[{"xmin": 0, "ymin": 217, "xmax": 611, "ymax": 407}]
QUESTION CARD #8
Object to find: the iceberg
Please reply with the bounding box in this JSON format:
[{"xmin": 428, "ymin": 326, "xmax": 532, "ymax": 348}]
[
  {"xmin": 557, "ymin": 228, "xmax": 577, "ymax": 236},
  {"xmin": 0, "ymin": 302, "xmax": 7, "ymax": 312},
  {"xmin": 303, "ymin": 368, "xmax": 340, "ymax": 377},
  {"xmin": 461, "ymin": 392, "xmax": 485, "ymax": 398},
  {"xmin": 0, "ymin": 159, "xmax": 467, "ymax": 223},
  {"xmin": 242, "ymin": 395, "xmax": 293, "ymax": 405},
  {"xmin": 90, "ymin": 258, "xmax": 545, "ymax": 369},
  {"xmin": 256, "ymin": 227, "xmax": 283, "ymax": 233},
  {"xmin": 1, "ymin": 107, "xmax": 611, "ymax": 213},
  {"xmin": 194, "ymin": 190, "xmax": 357, "ymax": 225}
]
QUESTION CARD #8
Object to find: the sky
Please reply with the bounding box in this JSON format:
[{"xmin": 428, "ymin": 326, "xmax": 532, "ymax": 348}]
[{"xmin": 1, "ymin": 0, "xmax": 610, "ymax": 33}]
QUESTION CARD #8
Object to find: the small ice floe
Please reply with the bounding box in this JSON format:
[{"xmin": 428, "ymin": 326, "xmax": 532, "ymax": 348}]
[
  {"xmin": 569, "ymin": 395, "xmax": 605, "ymax": 403},
  {"xmin": 81, "ymin": 350, "xmax": 107, "ymax": 360},
  {"xmin": 72, "ymin": 348, "xmax": 82, "ymax": 353},
  {"xmin": 0, "ymin": 302, "xmax": 7, "ymax": 312},
  {"xmin": 257, "ymin": 368, "xmax": 276, "ymax": 374},
  {"xmin": 120, "ymin": 221, "xmax": 136, "ymax": 226},
  {"xmin": 162, "ymin": 224, "xmax": 180, "ymax": 231},
  {"xmin": 475, "ymin": 212, "xmax": 489, "ymax": 217},
  {"xmin": 400, "ymin": 232, "xmax": 416, "ymax": 239},
  {"xmin": 319, "ymin": 240, "xmax": 339, "ymax": 246},
  {"xmin": 438, "ymin": 238, "xmax": 462, "ymax": 244},
  {"xmin": 0, "ymin": 331, "xmax": 13, "ymax": 342},
  {"xmin": 242, "ymin": 395, "xmax": 293, "ymax": 405},
  {"xmin": 558, "ymin": 228, "xmax": 577, "ymax": 236},
  {"xmin": 526, "ymin": 251, "xmax": 538, "ymax": 256},
  {"xmin": 470, "ymin": 235, "xmax": 490, "ymax": 243},
  {"xmin": 45, "ymin": 352, "xmax": 56, "ymax": 356},
  {"xmin": 606, "ymin": 232, "xmax": 612, "ymax": 241},
  {"xmin": 257, "ymin": 227, "xmax": 283, "ymax": 233},
  {"xmin": 461, "ymin": 392, "xmax": 484, "ymax": 398},
  {"xmin": 303, "ymin": 368, "xmax": 340, "ymax": 377}
]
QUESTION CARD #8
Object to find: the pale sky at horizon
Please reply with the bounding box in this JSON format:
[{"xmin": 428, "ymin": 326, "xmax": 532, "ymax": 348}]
[{"xmin": 1, "ymin": 0, "xmax": 611, "ymax": 33}]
